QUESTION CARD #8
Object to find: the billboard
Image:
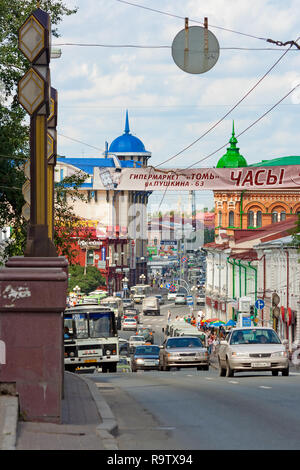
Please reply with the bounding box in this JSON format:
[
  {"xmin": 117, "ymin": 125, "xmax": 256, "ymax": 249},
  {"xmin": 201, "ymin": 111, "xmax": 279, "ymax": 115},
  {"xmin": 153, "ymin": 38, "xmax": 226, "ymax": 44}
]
[{"xmin": 93, "ymin": 166, "xmax": 300, "ymax": 191}]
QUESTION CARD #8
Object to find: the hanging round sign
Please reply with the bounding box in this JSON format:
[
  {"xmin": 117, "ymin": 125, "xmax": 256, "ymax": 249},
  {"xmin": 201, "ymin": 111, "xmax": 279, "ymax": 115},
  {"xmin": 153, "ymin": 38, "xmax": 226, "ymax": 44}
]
[{"xmin": 171, "ymin": 25, "xmax": 220, "ymax": 74}]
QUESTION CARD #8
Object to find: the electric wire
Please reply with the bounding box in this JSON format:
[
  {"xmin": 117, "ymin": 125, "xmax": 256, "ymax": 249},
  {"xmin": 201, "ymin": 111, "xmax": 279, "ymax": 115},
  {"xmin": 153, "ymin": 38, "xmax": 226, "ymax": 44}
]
[{"xmin": 114, "ymin": 0, "xmax": 268, "ymax": 42}]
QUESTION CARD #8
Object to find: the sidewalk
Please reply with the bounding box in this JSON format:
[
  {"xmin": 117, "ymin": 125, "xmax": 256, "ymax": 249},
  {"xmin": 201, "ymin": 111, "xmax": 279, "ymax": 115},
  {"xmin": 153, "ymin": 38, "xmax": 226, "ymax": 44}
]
[{"xmin": 0, "ymin": 372, "xmax": 118, "ymax": 450}]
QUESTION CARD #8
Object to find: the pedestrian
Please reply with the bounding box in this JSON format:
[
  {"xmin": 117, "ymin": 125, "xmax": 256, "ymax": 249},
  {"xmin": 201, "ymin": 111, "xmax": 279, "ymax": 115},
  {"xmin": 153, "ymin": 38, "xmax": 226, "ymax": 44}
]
[{"xmin": 167, "ymin": 310, "xmax": 171, "ymax": 322}]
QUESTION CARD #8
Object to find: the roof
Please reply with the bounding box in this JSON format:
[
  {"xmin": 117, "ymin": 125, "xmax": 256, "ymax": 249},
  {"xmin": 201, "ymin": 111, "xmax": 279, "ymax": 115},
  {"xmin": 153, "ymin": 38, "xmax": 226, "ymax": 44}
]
[
  {"xmin": 108, "ymin": 110, "xmax": 149, "ymax": 154},
  {"xmin": 249, "ymin": 155, "xmax": 300, "ymax": 167},
  {"xmin": 57, "ymin": 157, "xmax": 141, "ymax": 175},
  {"xmin": 233, "ymin": 216, "xmax": 298, "ymax": 245}
]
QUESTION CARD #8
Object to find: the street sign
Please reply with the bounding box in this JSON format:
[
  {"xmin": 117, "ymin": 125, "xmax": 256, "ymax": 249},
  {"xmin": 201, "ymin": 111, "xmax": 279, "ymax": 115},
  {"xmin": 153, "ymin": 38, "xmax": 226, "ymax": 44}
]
[
  {"xmin": 187, "ymin": 296, "xmax": 193, "ymax": 305},
  {"xmin": 242, "ymin": 316, "xmax": 252, "ymax": 327},
  {"xmin": 169, "ymin": 284, "xmax": 176, "ymax": 292},
  {"xmin": 166, "ymin": 283, "xmax": 170, "ymax": 289},
  {"xmin": 181, "ymin": 256, "xmax": 187, "ymax": 263},
  {"xmin": 255, "ymin": 299, "xmax": 265, "ymax": 310}
]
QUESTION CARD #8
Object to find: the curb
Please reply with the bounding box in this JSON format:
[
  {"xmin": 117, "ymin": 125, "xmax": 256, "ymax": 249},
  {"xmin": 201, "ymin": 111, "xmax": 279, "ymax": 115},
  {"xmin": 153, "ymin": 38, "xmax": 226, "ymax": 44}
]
[
  {"xmin": 0, "ymin": 396, "xmax": 19, "ymax": 450},
  {"xmin": 80, "ymin": 375, "xmax": 119, "ymax": 450}
]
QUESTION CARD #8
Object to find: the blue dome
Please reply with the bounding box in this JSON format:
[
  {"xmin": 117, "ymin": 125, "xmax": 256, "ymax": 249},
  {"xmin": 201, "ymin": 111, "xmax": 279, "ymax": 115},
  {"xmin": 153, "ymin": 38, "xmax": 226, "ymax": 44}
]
[{"xmin": 108, "ymin": 111, "xmax": 147, "ymax": 153}]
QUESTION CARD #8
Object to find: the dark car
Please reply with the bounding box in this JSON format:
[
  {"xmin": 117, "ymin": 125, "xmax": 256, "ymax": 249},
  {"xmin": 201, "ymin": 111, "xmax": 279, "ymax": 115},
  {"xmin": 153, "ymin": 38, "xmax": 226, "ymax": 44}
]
[
  {"xmin": 137, "ymin": 327, "xmax": 155, "ymax": 344},
  {"xmin": 131, "ymin": 345, "xmax": 160, "ymax": 372}
]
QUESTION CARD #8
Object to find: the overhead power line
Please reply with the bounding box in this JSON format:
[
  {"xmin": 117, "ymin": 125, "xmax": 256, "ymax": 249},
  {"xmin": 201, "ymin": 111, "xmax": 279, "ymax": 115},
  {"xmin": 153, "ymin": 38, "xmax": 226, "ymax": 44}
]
[
  {"xmin": 114, "ymin": 0, "xmax": 268, "ymax": 41},
  {"xmin": 155, "ymin": 42, "xmax": 295, "ymax": 169}
]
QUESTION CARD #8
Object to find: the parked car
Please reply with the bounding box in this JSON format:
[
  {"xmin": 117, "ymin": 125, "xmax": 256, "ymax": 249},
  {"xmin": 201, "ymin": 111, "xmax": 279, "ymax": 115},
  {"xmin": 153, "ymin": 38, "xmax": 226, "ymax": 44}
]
[
  {"xmin": 159, "ymin": 336, "xmax": 209, "ymax": 371},
  {"xmin": 167, "ymin": 292, "xmax": 177, "ymax": 301},
  {"xmin": 122, "ymin": 317, "xmax": 137, "ymax": 331},
  {"xmin": 217, "ymin": 327, "xmax": 289, "ymax": 377},
  {"xmin": 142, "ymin": 296, "xmax": 160, "ymax": 316},
  {"xmin": 123, "ymin": 308, "xmax": 140, "ymax": 324},
  {"xmin": 174, "ymin": 293, "xmax": 187, "ymax": 305},
  {"xmin": 137, "ymin": 327, "xmax": 155, "ymax": 344},
  {"xmin": 131, "ymin": 345, "xmax": 161, "ymax": 372}
]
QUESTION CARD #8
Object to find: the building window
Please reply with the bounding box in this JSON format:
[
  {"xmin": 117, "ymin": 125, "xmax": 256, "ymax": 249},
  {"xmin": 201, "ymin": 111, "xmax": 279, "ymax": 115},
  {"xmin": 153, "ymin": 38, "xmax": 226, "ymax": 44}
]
[
  {"xmin": 87, "ymin": 250, "xmax": 94, "ymax": 265},
  {"xmin": 228, "ymin": 211, "xmax": 234, "ymax": 227},
  {"xmin": 218, "ymin": 211, "xmax": 222, "ymax": 226},
  {"xmin": 280, "ymin": 211, "xmax": 286, "ymax": 221},
  {"xmin": 247, "ymin": 211, "xmax": 254, "ymax": 227},
  {"xmin": 272, "ymin": 211, "xmax": 278, "ymax": 223},
  {"xmin": 256, "ymin": 211, "xmax": 262, "ymax": 227}
]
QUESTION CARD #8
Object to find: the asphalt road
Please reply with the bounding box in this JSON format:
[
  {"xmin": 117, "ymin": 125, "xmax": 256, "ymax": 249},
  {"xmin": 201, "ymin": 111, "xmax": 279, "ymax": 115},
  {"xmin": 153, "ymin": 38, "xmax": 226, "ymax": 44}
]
[
  {"xmin": 90, "ymin": 365, "xmax": 300, "ymax": 450},
  {"xmin": 88, "ymin": 298, "xmax": 300, "ymax": 450}
]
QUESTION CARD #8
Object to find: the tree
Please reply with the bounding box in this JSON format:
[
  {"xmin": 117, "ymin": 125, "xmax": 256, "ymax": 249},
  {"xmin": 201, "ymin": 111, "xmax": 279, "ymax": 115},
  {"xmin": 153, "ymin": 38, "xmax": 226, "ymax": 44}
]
[
  {"xmin": 0, "ymin": 0, "xmax": 77, "ymax": 260},
  {"xmin": 54, "ymin": 170, "xmax": 92, "ymax": 264},
  {"xmin": 68, "ymin": 265, "xmax": 106, "ymax": 295}
]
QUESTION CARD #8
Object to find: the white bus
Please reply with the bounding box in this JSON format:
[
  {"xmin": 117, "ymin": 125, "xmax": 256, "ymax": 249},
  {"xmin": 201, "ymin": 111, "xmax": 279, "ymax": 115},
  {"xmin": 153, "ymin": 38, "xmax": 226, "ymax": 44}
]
[
  {"xmin": 64, "ymin": 304, "xmax": 119, "ymax": 373},
  {"xmin": 130, "ymin": 284, "xmax": 151, "ymax": 304}
]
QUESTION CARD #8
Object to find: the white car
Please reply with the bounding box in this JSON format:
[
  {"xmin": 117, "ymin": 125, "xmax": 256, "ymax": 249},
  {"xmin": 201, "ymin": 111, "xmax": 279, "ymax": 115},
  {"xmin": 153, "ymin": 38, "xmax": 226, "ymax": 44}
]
[
  {"xmin": 128, "ymin": 335, "xmax": 146, "ymax": 350},
  {"xmin": 217, "ymin": 327, "xmax": 289, "ymax": 377},
  {"xmin": 174, "ymin": 293, "xmax": 187, "ymax": 305},
  {"xmin": 122, "ymin": 318, "xmax": 137, "ymax": 331},
  {"xmin": 167, "ymin": 292, "xmax": 177, "ymax": 301}
]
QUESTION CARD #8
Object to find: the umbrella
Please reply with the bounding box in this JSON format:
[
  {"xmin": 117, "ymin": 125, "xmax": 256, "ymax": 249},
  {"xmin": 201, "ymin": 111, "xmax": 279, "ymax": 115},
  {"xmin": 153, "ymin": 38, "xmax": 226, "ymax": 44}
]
[
  {"xmin": 209, "ymin": 322, "xmax": 223, "ymax": 327},
  {"xmin": 226, "ymin": 319, "xmax": 236, "ymax": 326}
]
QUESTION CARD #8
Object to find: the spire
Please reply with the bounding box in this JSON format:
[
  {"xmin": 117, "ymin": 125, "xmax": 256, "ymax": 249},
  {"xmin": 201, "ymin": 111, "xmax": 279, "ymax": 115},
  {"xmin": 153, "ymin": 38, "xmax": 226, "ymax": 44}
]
[
  {"xmin": 229, "ymin": 119, "xmax": 238, "ymax": 147},
  {"xmin": 124, "ymin": 109, "xmax": 130, "ymax": 134}
]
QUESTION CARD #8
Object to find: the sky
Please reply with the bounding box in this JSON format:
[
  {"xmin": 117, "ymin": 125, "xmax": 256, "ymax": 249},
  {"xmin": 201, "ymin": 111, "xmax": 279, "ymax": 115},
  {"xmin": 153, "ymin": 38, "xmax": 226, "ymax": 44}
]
[{"xmin": 50, "ymin": 0, "xmax": 300, "ymax": 211}]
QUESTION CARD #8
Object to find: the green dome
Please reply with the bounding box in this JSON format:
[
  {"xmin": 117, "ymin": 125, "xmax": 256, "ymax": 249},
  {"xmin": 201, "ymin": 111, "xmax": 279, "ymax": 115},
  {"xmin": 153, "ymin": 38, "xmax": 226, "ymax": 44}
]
[{"xmin": 216, "ymin": 122, "xmax": 247, "ymax": 168}]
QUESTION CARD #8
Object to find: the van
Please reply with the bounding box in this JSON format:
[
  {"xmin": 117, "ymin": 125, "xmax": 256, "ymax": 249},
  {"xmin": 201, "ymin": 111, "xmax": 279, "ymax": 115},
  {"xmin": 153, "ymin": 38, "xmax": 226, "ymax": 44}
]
[{"xmin": 142, "ymin": 296, "xmax": 160, "ymax": 316}]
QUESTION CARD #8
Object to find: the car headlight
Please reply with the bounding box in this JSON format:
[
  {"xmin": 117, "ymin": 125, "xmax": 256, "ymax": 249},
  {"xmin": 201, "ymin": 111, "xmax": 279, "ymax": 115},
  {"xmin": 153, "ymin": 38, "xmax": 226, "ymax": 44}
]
[
  {"xmin": 136, "ymin": 359, "xmax": 144, "ymax": 364},
  {"xmin": 106, "ymin": 349, "xmax": 111, "ymax": 356},
  {"xmin": 231, "ymin": 352, "xmax": 249, "ymax": 358},
  {"xmin": 271, "ymin": 351, "xmax": 287, "ymax": 357},
  {"xmin": 196, "ymin": 351, "xmax": 208, "ymax": 358}
]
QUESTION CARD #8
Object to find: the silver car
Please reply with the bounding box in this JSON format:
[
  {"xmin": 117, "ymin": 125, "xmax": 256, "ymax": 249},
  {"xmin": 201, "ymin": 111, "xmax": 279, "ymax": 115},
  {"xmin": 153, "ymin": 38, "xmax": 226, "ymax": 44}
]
[
  {"xmin": 174, "ymin": 293, "xmax": 187, "ymax": 305},
  {"xmin": 217, "ymin": 327, "xmax": 289, "ymax": 377},
  {"xmin": 159, "ymin": 336, "xmax": 209, "ymax": 371}
]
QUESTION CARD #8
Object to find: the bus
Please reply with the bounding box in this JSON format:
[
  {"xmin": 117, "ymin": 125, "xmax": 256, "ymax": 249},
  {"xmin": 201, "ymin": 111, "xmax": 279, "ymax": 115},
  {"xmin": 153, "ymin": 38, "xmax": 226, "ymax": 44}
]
[
  {"xmin": 99, "ymin": 296, "xmax": 123, "ymax": 329},
  {"xmin": 64, "ymin": 304, "xmax": 119, "ymax": 373},
  {"xmin": 130, "ymin": 284, "xmax": 151, "ymax": 304}
]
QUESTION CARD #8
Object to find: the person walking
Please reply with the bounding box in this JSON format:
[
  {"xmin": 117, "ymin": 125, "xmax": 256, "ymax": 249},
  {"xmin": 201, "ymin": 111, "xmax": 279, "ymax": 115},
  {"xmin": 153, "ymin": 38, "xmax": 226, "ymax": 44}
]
[{"xmin": 167, "ymin": 310, "xmax": 171, "ymax": 322}]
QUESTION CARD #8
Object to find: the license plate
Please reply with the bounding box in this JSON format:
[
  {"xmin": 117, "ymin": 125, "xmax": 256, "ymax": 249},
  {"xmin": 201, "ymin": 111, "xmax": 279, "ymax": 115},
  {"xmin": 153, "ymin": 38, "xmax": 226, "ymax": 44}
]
[
  {"xmin": 145, "ymin": 361, "xmax": 156, "ymax": 366},
  {"xmin": 84, "ymin": 359, "xmax": 97, "ymax": 363},
  {"xmin": 251, "ymin": 362, "xmax": 271, "ymax": 368}
]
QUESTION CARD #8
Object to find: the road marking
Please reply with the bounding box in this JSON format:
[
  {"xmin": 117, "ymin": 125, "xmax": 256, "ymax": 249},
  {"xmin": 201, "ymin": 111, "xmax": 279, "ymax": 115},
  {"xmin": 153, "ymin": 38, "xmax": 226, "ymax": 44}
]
[
  {"xmin": 259, "ymin": 386, "xmax": 272, "ymax": 389},
  {"xmin": 228, "ymin": 380, "xmax": 239, "ymax": 384}
]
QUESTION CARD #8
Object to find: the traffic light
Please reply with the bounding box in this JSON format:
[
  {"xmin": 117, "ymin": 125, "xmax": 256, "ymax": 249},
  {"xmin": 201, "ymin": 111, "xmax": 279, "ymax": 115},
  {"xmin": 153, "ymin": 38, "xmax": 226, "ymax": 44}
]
[{"xmin": 250, "ymin": 305, "xmax": 255, "ymax": 319}]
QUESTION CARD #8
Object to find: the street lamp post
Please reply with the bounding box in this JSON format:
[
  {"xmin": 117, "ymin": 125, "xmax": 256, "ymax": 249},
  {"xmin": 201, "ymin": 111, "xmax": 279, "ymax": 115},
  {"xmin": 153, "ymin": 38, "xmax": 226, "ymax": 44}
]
[
  {"xmin": 122, "ymin": 276, "xmax": 128, "ymax": 298},
  {"xmin": 139, "ymin": 273, "xmax": 146, "ymax": 285}
]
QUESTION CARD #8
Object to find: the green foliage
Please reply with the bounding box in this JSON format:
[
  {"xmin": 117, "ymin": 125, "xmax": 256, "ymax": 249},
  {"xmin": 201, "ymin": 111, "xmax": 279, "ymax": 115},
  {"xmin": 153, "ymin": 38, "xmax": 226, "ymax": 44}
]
[
  {"xmin": 0, "ymin": 0, "xmax": 77, "ymax": 261},
  {"xmin": 54, "ymin": 169, "xmax": 91, "ymax": 263},
  {"xmin": 68, "ymin": 265, "xmax": 106, "ymax": 294}
]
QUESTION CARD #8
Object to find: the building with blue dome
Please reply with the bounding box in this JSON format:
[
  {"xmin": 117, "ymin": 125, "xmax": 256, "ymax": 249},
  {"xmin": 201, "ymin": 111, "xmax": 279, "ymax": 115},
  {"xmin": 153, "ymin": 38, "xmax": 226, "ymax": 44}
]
[
  {"xmin": 56, "ymin": 111, "xmax": 151, "ymax": 291},
  {"xmin": 107, "ymin": 110, "xmax": 151, "ymax": 166}
]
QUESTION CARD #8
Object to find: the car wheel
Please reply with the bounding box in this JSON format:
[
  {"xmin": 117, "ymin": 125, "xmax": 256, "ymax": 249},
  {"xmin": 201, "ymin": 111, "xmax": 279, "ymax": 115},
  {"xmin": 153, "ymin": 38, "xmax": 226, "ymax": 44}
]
[
  {"xmin": 282, "ymin": 367, "xmax": 289, "ymax": 376},
  {"xmin": 132, "ymin": 367, "xmax": 137, "ymax": 373},
  {"xmin": 202, "ymin": 364, "xmax": 209, "ymax": 371},
  {"xmin": 225, "ymin": 358, "xmax": 234, "ymax": 377},
  {"xmin": 218, "ymin": 358, "xmax": 226, "ymax": 377},
  {"xmin": 272, "ymin": 370, "xmax": 278, "ymax": 376}
]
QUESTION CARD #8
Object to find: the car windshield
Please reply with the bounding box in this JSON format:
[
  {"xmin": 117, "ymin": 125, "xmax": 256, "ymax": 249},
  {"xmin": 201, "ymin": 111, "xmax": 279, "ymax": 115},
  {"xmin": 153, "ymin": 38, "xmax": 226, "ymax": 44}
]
[
  {"xmin": 167, "ymin": 337, "xmax": 203, "ymax": 348},
  {"xmin": 230, "ymin": 329, "xmax": 281, "ymax": 345},
  {"xmin": 130, "ymin": 336, "xmax": 144, "ymax": 341},
  {"xmin": 125, "ymin": 318, "xmax": 136, "ymax": 322},
  {"xmin": 135, "ymin": 346, "xmax": 160, "ymax": 355}
]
